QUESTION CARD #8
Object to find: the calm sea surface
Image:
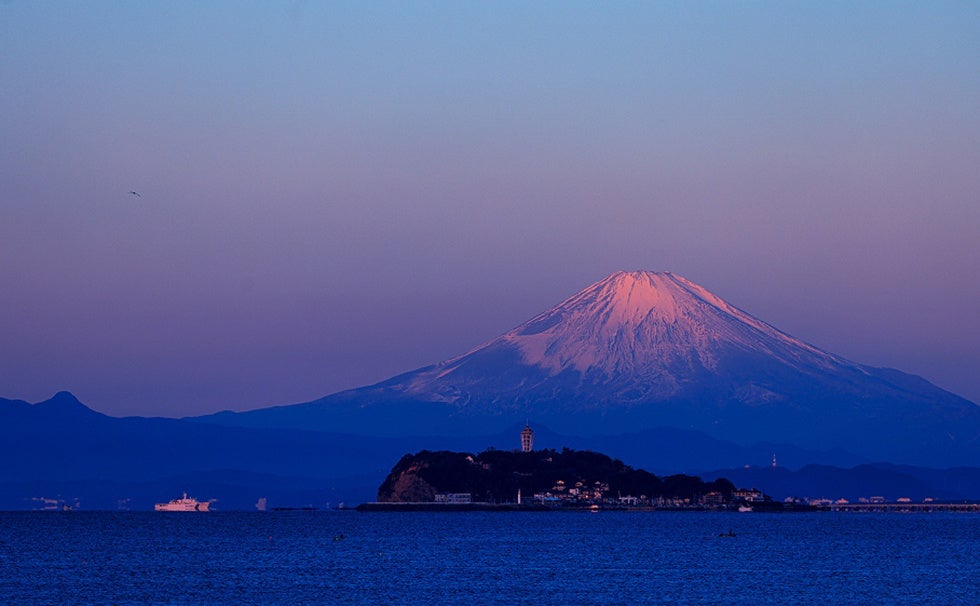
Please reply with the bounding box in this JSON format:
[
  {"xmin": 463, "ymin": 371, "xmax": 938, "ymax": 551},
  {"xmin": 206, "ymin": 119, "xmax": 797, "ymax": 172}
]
[{"xmin": 1, "ymin": 511, "xmax": 977, "ymax": 604}]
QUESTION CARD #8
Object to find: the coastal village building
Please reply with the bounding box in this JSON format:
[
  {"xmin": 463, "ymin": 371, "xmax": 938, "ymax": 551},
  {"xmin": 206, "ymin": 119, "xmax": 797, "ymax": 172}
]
[
  {"xmin": 702, "ymin": 491, "xmax": 725, "ymax": 505},
  {"xmin": 434, "ymin": 493, "xmax": 473, "ymax": 504},
  {"xmin": 732, "ymin": 488, "xmax": 765, "ymax": 502},
  {"xmin": 520, "ymin": 424, "xmax": 534, "ymax": 452}
]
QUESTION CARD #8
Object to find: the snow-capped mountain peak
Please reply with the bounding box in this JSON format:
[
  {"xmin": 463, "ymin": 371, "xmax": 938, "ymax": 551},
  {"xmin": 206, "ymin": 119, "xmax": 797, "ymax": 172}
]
[
  {"xmin": 203, "ymin": 270, "xmax": 980, "ymax": 466},
  {"xmin": 430, "ymin": 270, "xmax": 844, "ymax": 384}
]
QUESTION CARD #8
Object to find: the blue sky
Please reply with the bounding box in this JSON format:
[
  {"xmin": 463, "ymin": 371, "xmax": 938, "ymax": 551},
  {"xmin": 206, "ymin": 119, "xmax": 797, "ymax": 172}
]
[{"xmin": 2, "ymin": 1, "xmax": 978, "ymax": 415}]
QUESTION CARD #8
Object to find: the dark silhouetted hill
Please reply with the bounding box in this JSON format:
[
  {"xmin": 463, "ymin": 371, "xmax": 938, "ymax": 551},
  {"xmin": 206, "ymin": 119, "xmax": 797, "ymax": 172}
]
[{"xmin": 377, "ymin": 448, "xmax": 734, "ymax": 504}]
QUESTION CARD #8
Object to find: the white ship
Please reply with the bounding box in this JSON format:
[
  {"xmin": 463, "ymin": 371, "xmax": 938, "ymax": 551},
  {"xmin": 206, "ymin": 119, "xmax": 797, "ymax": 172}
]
[{"xmin": 154, "ymin": 492, "xmax": 211, "ymax": 512}]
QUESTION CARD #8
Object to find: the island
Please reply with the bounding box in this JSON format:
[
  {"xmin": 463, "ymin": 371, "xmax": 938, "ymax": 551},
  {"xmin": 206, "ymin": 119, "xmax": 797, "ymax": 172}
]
[{"xmin": 358, "ymin": 447, "xmax": 755, "ymax": 511}]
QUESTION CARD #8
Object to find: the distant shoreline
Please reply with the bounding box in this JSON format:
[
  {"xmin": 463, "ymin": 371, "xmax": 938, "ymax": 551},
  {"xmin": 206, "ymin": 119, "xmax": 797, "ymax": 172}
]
[
  {"xmin": 356, "ymin": 501, "xmax": 980, "ymax": 513},
  {"xmin": 357, "ymin": 502, "xmax": 551, "ymax": 512},
  {"xmin": 355, "ymin": 502, "xmax": 815, "ymax": 513}
]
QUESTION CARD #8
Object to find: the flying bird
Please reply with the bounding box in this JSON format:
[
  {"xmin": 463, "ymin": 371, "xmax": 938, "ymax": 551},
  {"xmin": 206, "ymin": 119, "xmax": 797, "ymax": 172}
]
[{"xmin": 128, "ymin": 190, "xmax": 141, "ymax": 197}]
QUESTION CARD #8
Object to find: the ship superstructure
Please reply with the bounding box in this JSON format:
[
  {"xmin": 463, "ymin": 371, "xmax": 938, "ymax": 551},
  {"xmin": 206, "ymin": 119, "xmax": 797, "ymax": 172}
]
[{"xmin": 154, "ymin": 492, "xmax": 211, "ymax": 512}]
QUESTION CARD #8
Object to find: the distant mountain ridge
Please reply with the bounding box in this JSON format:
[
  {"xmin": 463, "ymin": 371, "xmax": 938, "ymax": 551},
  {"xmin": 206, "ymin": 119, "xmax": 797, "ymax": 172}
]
[
  {"xmin": 199, "ymin": 271, "xmax": 979, "ymax": 467},
  {"xmin": 2, "ymin": 391, "xmax": 980, "ymax": 508},
  {"xmin": 0, "ymin": 391, "xmax": 803, "ymax": 508}
]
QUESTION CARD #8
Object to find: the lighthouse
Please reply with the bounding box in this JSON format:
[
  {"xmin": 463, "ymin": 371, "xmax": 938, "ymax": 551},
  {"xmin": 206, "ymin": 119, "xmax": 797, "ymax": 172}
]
[{"xmin": 520, "ymin": 423, "xmax": 534, "ymax": 453}]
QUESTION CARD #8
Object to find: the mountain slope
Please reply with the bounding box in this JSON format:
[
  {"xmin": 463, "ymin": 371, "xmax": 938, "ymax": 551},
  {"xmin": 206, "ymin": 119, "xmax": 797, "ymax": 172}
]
[
  {"xmin": 2, "ymin": 392, "xmax": 876, "ymax": 508},
  {"xmin": 0, "ymin": 392, "xmax": 441, "ymax": 508},
  {"xmin": 198, "ymin": 271, "xmax": 980, "ymax": 466}
]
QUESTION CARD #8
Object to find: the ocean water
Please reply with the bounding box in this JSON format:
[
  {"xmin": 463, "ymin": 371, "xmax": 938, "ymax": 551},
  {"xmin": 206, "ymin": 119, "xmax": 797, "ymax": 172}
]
[{"xmin": 1, "ymin": 511, "xmax": 977, "ymax": 605}]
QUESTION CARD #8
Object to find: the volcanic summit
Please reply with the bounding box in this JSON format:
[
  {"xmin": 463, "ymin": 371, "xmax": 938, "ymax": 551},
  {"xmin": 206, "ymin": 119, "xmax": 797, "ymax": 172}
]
[
  {"xmin": 203, "ymin": 271, "xmax": 980, "ymax": 466},
  {"xmin": 401, "ymin": 270, "xmax": 856, "ymax": 402}
]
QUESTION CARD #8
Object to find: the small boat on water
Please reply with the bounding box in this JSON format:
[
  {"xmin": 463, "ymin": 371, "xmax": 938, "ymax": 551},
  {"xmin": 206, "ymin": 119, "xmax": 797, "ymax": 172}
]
[
  {"xmin": 154, "ymin": 492, "xmax": 211, "ymax": 512},
  {"xmin": 738, "ymin": 505, "xmax": 753, "ymax": 513}
]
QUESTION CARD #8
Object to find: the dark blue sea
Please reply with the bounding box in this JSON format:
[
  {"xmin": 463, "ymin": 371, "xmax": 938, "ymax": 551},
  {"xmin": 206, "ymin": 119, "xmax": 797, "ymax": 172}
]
[{"xmin": 1, "ymin": 511, "xmax": 977, "ymax": 604}]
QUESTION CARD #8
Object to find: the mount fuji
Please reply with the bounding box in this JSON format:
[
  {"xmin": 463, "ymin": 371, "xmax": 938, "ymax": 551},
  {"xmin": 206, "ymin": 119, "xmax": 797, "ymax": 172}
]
[{"xmin": 200, "ymin": 271, "xmax": 979, "ymax": 467}]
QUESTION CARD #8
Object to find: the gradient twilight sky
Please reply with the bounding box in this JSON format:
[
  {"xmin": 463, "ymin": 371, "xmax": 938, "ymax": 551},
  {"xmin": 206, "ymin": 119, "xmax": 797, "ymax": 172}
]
[{"xmin": 2, "ymin": 2, "xmax": 978, "ymax": 417}]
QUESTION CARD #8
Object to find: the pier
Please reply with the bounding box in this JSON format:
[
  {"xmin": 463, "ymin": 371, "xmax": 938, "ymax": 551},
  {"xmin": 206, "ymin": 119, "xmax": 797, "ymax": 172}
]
[{"xmin": 826, "ymin": 502, "xmax": 980, "ymax": 513}]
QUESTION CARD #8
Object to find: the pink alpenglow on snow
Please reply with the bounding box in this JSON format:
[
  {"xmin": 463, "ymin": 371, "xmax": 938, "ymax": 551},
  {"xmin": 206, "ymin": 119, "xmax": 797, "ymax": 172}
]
[
  {"xmin": 202, "ymin": 270, "xmax": 980, "ymax": 467},
  {"xmin": 418, "ymin": 270, "xmax": 850, "ymax": 394}
]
